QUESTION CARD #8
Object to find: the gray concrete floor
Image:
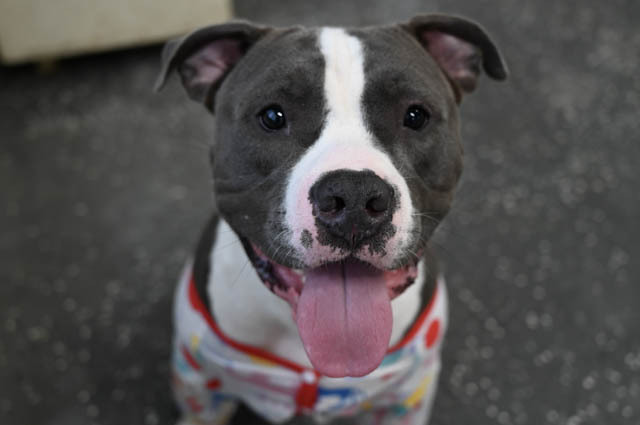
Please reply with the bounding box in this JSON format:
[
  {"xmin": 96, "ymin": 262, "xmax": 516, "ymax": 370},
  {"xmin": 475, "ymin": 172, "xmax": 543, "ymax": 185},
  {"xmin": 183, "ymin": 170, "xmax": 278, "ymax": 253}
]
[{"xmin": 1, "ymin": 1, "xmax": 639, "ymax": 424}]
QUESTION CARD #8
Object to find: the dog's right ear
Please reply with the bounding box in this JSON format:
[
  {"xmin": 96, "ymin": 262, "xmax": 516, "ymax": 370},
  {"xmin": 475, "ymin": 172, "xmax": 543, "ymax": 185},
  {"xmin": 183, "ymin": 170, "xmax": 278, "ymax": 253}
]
[
  {"xmin": 154, "ymin": 21, "xmax": 271, "ymax": 112},
  {"xmin": 403, "ymin": 14, "xmax": 508, "ymax": 102}
]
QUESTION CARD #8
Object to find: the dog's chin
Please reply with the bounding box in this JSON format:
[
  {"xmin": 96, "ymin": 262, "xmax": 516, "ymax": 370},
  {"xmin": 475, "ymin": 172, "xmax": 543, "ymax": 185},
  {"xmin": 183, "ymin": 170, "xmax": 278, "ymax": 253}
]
[{"xmin": 240, "ymin": 237, "xmax": 419, "ymax": 378}]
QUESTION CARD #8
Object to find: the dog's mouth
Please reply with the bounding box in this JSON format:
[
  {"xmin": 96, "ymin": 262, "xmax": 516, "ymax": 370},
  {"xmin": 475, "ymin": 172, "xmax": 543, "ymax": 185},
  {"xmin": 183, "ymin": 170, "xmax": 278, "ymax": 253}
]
[{"xmin": 240, "ymin": 238, "xmax": 418, "ymax": 378}]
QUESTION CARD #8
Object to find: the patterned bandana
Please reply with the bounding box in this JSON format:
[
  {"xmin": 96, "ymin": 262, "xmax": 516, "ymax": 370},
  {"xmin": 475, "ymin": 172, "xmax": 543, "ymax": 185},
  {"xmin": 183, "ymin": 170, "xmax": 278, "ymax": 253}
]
[{"xmin": 172, "ymin": 268, "xmax": 448, "ymax": 424}]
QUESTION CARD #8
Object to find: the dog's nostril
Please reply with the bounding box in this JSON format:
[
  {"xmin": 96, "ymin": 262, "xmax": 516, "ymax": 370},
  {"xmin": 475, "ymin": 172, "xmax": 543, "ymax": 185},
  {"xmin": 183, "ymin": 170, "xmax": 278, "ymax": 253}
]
[
  {"xmin": 309, "ymin": 170, "xmax": 395, "ymax": 248},
  {"xmin": 319, "ymin": 196, "xmax": 345, "ymax": 214},
  {"xmin": 365, "ymin": 196, "xmax": 388, "ymax": 215}
]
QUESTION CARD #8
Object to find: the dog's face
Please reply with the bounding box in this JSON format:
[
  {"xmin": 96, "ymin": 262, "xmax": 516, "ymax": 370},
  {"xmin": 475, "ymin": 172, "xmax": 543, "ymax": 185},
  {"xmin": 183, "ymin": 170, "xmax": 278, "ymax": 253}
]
[{"xmin": 157, "ymin": 15, "xmax": 506, "ymax": 377}]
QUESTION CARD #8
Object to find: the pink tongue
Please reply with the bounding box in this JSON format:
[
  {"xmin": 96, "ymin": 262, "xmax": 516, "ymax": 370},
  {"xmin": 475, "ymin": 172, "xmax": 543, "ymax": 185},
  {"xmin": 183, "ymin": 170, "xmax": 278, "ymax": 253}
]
[{"xmin": 296, "ymin": 261, "xmax": 392, "ymax": 378}]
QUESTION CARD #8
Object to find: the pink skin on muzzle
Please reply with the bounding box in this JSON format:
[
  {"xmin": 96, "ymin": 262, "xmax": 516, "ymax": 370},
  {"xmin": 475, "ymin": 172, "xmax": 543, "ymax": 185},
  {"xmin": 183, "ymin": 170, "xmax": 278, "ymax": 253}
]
[{"xmin": 284, "ymin": 142, "xmax": 415, "ymax": 270}]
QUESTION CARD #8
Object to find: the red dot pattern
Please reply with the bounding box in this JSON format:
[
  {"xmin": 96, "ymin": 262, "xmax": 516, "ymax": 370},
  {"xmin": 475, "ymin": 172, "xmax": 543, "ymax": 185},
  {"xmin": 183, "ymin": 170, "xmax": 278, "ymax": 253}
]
[
  {"xmin": 206, "ymin": 378, "xmax": 221, "ymax": 390},
  {"xmin": 425, "ymin": 319, "xmax": 440, "ymax": 348}
]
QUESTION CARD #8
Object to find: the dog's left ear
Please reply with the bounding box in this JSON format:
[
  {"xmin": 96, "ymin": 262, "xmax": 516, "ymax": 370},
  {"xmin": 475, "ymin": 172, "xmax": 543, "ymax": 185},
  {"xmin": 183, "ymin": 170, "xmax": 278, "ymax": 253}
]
[
  {"xmin": 403, "ymin": 14, "xmax": 508, "ymax": 101},
  {"xmin": 154, "ymin": 21, "xmax": 271, "ymax": 112}
]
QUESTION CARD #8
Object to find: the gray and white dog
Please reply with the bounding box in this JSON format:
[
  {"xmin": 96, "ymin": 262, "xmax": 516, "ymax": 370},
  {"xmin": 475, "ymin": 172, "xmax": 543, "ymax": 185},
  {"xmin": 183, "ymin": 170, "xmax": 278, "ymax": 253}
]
[{"xmin": 156, "ymin": 14, "xmax": 507, "ymax": 425}]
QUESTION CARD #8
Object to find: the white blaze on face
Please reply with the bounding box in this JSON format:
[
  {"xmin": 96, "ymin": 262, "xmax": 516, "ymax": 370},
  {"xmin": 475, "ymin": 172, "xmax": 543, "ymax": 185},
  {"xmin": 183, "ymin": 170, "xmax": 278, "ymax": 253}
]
[{"xmin": 283, "ymin": 27, "xmax": 414, "ymax": 268}]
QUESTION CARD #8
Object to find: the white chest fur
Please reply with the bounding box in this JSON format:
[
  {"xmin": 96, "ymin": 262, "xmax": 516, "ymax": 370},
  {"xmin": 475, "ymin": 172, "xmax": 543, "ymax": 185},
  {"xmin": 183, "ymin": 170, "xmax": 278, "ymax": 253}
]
[{"xmin": 208, "ymin": 219, "xmax": 425, "ymax": 366}]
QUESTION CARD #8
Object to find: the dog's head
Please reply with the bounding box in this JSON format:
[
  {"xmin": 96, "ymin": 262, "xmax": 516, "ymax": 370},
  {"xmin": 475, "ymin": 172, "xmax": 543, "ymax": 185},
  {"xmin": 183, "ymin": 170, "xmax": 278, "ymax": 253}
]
[{"xmin": 157, "ymin": 15, "xmax": 507, "ymax": 377}]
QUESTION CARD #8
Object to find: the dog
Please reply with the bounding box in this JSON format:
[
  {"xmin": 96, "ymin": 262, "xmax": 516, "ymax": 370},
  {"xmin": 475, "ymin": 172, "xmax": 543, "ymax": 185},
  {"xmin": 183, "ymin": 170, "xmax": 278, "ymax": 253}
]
[{"xmin": 155, "ymin": 13, "xmax": 507, "ymax": 425}]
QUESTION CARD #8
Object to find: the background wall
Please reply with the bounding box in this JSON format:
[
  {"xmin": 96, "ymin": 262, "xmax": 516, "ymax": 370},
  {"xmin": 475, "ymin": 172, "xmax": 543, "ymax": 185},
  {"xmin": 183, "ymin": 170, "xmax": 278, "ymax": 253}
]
[{"xmin": 1, "ymin": 1, "xmax": 638, "ymax": 424}]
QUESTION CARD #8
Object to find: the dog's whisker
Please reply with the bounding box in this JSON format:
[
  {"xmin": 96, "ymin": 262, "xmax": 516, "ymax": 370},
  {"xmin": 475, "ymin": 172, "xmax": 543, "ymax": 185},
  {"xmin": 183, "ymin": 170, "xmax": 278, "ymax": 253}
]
[
  {"xmin": 211, "ymin": 238, "xmax": 244, "ymax": 257},
  {"xmin": 230, "ymin": 258, "xmax": 251, "ymax": 287},
  {"xmin": 180, "ymin": 139, "xmax": 212, "ymax": 153}
]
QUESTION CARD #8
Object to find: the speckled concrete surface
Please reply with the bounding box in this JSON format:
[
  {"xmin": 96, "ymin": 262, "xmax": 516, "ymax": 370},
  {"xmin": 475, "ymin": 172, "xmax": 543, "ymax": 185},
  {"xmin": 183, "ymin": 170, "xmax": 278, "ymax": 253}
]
[{"xmin": 1, "ymin": 1, "xmax": 639, "ymax": 424}]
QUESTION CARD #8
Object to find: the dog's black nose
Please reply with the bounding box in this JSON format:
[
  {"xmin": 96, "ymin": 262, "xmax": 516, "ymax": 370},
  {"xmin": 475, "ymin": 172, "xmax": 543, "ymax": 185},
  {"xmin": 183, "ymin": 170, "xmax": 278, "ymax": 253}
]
[{"xmin": 309, "ymin": 170, "xmax": 395, "ymax": 248}]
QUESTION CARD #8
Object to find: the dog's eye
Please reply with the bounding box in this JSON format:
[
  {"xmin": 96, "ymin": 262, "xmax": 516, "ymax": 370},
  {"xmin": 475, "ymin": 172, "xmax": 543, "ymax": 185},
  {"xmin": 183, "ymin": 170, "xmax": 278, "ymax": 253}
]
[
  {"xmin": 403, "ymin": 105, "xmax": 429, "ymax": 130},
  {"xmin": 259, "ymin": 105, "xmax": 286, "ymax": 131}
]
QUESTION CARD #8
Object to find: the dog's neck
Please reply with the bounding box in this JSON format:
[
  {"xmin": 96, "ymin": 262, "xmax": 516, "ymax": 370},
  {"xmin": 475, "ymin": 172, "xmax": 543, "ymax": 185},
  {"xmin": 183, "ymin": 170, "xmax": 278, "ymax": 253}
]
[{"xmin": 198, "ymin": 217, "xmax": 434, "ymax": 367}]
